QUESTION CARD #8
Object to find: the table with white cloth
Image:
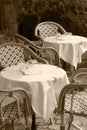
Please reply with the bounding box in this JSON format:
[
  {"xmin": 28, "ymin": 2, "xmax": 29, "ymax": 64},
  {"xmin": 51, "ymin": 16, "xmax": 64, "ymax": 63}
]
[
  {"xmin": 0, "ymin": 63, "xmax": 69, "ymax": 121},
  {"xmin": 43, "ymin": 34, "xmax": 87, "ymax": 69}
]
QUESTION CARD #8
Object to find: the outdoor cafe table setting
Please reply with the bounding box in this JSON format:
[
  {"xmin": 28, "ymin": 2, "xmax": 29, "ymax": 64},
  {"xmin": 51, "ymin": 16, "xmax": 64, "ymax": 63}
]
[
  {"xmin": 0, "ymin": 62, "xmax": 69, "ymax": 122},
  {"xmin": 43, "ymin": 33, "xmax": 87, "ymax": 69}
]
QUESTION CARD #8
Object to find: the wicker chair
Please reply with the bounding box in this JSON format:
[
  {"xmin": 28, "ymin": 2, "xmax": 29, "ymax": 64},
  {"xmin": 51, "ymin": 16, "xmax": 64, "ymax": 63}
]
[
  {"xmin": 49, "ymin": 69, "xmax": 87, "ymax": 130},
  {"xmin": 0, "ymin": 42, "xmax": 48, "ymax": 70},
  {"xmin": 34, "ymin": 21, "xmax": 68, "ymax": 69},
  {"xmin": 0, "ymin": 88, "xmax": 31, "ymax": 130},
  {"xmin": 69, "ymin": 68, "xmax": 87, "ymax": 83},
  {"xmin": 49, "ymin": 83, "xmax": 87, "ymax": 130},
  {"xmin": 14, "ymin": 33, "xmax": 60, "ymax": 67},
  {"xmin": 0, "ymin": 42, "xmax": 48, "ymax": 129},
  {"xmin": 35, "ymin": 21, "xmax": 67, "ymax": 39}
]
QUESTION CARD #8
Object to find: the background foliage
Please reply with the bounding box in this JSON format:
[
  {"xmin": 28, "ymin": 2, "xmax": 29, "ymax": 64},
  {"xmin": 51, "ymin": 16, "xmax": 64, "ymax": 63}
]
[{"xmin": 2, "ymin": 0, "xmax": 87, "ymax": 38}]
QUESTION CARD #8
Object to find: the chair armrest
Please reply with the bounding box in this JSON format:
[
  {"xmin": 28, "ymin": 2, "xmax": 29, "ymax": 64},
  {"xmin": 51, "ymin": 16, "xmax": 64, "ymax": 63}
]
[
  {"xmin": 0, "ymin": 64, "xmax": 4, "ymax": 71},
  {"xmin": 58, "ymin": 83, "xmax": 87, "ymax": 112},
  {"xmin": 34, "ymin": 35, "xmax": 43, "ymax": 47},
  {"xmin": 70, "ymin": 68, "xmax": 87, "ymax": 83},
  {"xmin": 14, "ymin": 33, "xmax": 60, "ymax": 66}
]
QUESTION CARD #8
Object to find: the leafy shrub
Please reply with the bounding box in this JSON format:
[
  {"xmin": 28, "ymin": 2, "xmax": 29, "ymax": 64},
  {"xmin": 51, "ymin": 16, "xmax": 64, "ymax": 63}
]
[{"xmin": 16, "ymin": 0, "xmax": 87, "ymax": 37}]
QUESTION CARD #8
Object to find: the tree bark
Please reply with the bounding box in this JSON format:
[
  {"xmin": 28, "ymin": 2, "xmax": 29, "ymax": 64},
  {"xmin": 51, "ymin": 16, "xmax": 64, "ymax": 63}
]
[{"xmin": 0, "ymin": 0, "xmax": 18, "ymax": 36}]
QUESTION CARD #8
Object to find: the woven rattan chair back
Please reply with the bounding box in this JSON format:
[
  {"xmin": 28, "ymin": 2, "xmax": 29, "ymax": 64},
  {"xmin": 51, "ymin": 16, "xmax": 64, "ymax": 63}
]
[
  {"xmin": 0, "ymin": 88, "xmax": 31, "ymax": 130},
  {"xmin": 35, "ymin": 21, "xmax": 67, "ymax": 39},
  {"xmin": 0, "ymin": 42, "xmax": 48, "ymax": 69},
  {"xmin": 53, "ymin": 83, "xmax": 87, "ymax": 130}
]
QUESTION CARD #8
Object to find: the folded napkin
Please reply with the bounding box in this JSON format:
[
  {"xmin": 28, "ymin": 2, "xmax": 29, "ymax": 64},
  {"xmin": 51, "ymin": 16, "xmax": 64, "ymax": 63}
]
[
  {"xmin": 20, "ymin": 64, "xmax": 41, "ymax": 75},
  {"xmin": 56, "ymin": 32, "xmax": 72, "ymax": 40},
  {"xmin": 27, "ymin": 59, "xmax": 38, "ymax": 64}
]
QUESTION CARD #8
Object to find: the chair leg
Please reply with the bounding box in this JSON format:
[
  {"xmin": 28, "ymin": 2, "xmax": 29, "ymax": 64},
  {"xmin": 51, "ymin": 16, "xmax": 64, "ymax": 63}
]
[
  {"xmin": 60, "ymin": 113, "xmax": 65, "ymax": 130},
  {"xmin": 31, "ymin": 113, "xmax": 37, "ymax": 130},
  {"xmin": 5, "ymin": 119, "xmax": 14, "ymax": 130},
  {"xmin": 60, "ymin": 126, "xmax": 65, "ymax": 130},
  {"xmin": 24, "ymin": 115, "xmax": 30, "ymax": 130},
  {"xmin": 67, "ymin": 113, "xmax": 74, "ymax": 130},
  {"xmin": 11, "ymin": 119, "xmax": 15, "ymax": 130},
  {"xmin": 23, "ymin": 98, "xmax": 30, "ymax": 130},
  {"xmin": 60, "ymin": 113, "xmax": 73, "ymax": 130}
]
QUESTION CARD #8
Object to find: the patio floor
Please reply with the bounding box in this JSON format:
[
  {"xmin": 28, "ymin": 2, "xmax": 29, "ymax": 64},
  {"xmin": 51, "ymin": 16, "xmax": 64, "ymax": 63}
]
[{"xmin": 14, "ymin": 114, "xmax": 87, "ymax": 130}]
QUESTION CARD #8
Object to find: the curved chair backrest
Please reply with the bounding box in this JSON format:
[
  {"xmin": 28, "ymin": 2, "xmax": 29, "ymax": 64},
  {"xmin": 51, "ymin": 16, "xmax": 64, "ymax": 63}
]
[
  {"xmin": 0, "ymin": 88, "xmax": 31, "ymax": 130},
  {"xmin": 0, "ymin": 42, "xmax": 48, "ymax": 69},
  {"xmin": 35, "ymin": 21, "xmax": 67, "ymax": 39},
  {"xmin": 14, "ymin": 33, "xmax": 60, "ymax": 66},
  {"xmin": 57, "ymin": 83, "xmax": 87, "ymax": 130}
]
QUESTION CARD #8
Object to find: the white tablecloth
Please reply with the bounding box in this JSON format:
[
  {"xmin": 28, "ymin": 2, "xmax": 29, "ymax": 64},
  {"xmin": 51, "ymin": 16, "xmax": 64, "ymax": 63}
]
[
  {"xmin": 43, "ymin": 35, "xmax": 87, "ymax": 68},
  {"xmin": 0, "ymin": 63, "xmax": 69, "ymax": 121}
]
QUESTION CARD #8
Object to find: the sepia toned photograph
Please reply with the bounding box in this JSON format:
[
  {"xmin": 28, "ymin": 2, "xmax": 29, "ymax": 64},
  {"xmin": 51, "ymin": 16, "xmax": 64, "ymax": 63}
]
[{"xmin": 0, "ymin": 0, "xmax": 87, "ymax": 130}]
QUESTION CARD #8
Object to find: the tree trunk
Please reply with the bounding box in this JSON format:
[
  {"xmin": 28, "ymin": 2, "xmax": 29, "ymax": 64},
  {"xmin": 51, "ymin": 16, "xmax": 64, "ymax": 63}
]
[{"xmin": 0, "ymin": 0, "xmax": 18, "ymax": 36}]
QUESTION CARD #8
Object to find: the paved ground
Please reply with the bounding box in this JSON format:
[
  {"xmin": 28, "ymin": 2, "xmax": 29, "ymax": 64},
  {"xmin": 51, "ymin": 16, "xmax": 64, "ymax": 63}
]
[{"xmin": 14, "ymin": 114, "xmax": 87, "ymax": 130}]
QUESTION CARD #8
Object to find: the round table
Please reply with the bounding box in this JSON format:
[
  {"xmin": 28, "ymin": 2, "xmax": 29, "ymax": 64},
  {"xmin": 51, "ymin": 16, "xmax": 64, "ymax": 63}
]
[
  {"xmin": 0, "ymin": 63, "xmax": 69, "ymax": 121},
  {"xmin": 43, "ymin": 34, "xmax": 87, "ymax": 68}
]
